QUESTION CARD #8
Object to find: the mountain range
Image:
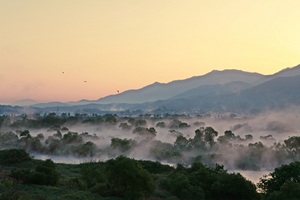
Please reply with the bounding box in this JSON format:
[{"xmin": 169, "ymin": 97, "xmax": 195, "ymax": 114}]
[{"xmin": 2, "ymin": 64, "xmax": 300, "ymax": 115}]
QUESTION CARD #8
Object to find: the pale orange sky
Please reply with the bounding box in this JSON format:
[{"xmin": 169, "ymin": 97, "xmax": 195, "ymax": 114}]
[{"xmin": 1, "ymin": 0, "xmax": 299, "ymax": 104}]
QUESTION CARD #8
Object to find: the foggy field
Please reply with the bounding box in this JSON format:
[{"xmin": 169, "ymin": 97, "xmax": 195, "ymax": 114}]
[{"xmin": 1, "ymin": 107, "xmax": 300, "ymax": 173}]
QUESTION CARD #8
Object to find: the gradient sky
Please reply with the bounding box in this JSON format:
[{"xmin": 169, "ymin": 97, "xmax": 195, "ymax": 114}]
[{"xmin": 1, "ymin": 0, "xmax": 299, "ymax": 104}]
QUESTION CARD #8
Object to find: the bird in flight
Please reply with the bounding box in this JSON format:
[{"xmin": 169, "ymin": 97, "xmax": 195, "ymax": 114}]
[
  {"xmin": 84, "ymin": 81, "xmax": 87, "ymax": 83},
  {"xmin": 117, "ymin": 90, "xmax": 119, "ymax": 93}
]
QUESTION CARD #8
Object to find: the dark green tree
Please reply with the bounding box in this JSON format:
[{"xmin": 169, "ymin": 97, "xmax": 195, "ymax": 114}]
[
  {"xmin": 211, "ymin": 173, "xmax": 258, "ymax": 200},
  {"xmin": 0, "ymin": 149, "xmax": 31, "ymax": 164},
  {"xmin": 245, "ymin": 134, "xmax": 253, "ymax": 141},
  {"xmin": 132, "ymin": 127, "xmax": 156, "ymax": 138},
  {"xmin": 174, "ymin": 135, "xmax": 189, "ymax": 150},
  {"xmin": 265, "ymin": 180, "xmax": 300, "ymax": 200},
  {"xmin": 80, "ymin": 162, "xmax": 106, "ymax": 189},
  {"xmin": 258, "ymin": 161, "xmax": 300, "ymax": 195},
  {"xmin": 119, "ymin": 122, "xmax": 132, "ymax": 131},
  {"xmin": 284, "ymin": 136, "xmax": 300, "ymax": 154},
  {"xmin": 166, "ymin": 172, "xmax": 204, "ymax": 200},
  {"xmin": 111, "ymin": 138, "xmax": 136, "ymax": 152},
  {"xmin": 75, "ymin": 141, "xmax": 96, "ymax": 157},
  {"xmin": 10, "ymin": 159, "xmax": 59, "ymax": 186},
  {"xmin": 192, "ymin": 128, "xmax": 205, "ymax": 148},
  {"xmin": 204, "ymin": 127, "xmax": 218, "ymax": 147},
  {"xmin": 156, "ymin": 121, "xmax": 166, "ymax": 128},
  {"xmin": 106, "ymin": 156, "xmax": 155, "ymax": 199}
]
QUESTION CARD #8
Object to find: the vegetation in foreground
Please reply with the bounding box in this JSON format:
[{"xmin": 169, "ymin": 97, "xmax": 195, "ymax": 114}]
[{"xmin": 0, "ymin": 149, "xmax": 300, "ymax": 200}]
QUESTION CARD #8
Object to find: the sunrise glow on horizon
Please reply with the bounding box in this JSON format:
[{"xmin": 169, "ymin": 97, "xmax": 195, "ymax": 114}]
[{"xmin": 1, "ymin": 0, "xmax": 299, "ymax": 104}]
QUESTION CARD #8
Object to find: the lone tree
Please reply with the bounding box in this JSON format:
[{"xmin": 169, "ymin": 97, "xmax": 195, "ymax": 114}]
[{"xmin": 204, "ymin": 127, "xmax": 218, "ymax": 147}]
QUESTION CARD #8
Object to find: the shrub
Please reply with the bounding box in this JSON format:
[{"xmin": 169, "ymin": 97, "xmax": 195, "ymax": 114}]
[{"xmin": 0, "ymin": 149, "xmax": 31, "ymax": 164}]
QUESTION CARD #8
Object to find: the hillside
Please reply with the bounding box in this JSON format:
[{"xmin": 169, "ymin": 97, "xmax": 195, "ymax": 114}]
[
  {"xmin": 95, "ymin": 69, "xmax": 264, "ymax": 104},
  {"xmin": 137, "ymin": 74, "xmax": 300, "ymax": 113},
  {"xmin": 3, "ymin": 64, "xmax": 300, "ymax": 115}
]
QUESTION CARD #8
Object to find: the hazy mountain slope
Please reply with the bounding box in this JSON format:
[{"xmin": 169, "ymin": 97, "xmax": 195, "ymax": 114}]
[
  {"xmin": 27, "ymin": 64, "xmax": 300, "ymax": 111},
  {"xmin": 12, "ymin": 99, "xmax": 38, "ymax": 106},
  {"xmin": 96, "ymin": 70, "xmax": 264, "ymax": 104},
  {"xmin": 58, "ymin": 64, "xmax": 300, "ymax": 106},
  {"xmin": 253, "ymin": 64, "xmax": 300, "ymax": 86},
  {"xmin": 35, "ymin": 75, "xmax": 300, "ymax": 113},
  {"xmin": 32, "ymin": 102, "xmax": 69, "ymax": 108},
  {"xmin": 271, "ymin": 64, "xmax": 300, "ymax": 77},
  {"xmin": 236, "ymin": 74, "xmax": 300, "ymax": 108},
  {"xmin": 137, "ymin": 75, "xmax": 300, "ymax": 113},
  {"xmin": 0, "ymin": 105, "xmax": 39, "ymax": 115},
  {"xmin": 171, "ymin": 81, "xmax": 250, "ymax": 100}
]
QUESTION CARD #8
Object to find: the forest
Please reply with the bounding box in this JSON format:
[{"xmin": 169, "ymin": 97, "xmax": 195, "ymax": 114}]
[{"xmin": 0, "ymin": 112, "xmax": 300, "ymax": 199}]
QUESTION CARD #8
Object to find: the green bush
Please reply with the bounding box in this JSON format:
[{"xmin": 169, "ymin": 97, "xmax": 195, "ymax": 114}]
[
  {"xmin": 10, "ymin": 159, "xmax": 59, "ymax": 186},
  {"xmin": 0, "ymin": 149, "xmax": 31, "ymax": 164}
]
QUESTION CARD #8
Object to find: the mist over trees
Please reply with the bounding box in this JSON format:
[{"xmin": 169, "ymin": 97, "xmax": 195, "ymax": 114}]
[
  {"xmin": 1, "ymin": 110, "xmax": 300, "ymax": 199},
  {"xmin": 1, "ymin": 112, "xmax": 300, "ymax": 171}
]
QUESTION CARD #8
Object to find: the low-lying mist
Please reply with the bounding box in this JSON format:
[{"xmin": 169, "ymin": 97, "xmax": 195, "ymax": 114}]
[{"xmin": 1, "ymin": 107, "xmax": 300, "ymax": 177}]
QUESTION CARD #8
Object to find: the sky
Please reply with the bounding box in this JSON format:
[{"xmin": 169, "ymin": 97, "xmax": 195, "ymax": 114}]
[{"xmin": 1, "ymin": 0, "xmax": 300, "ymax": 104}]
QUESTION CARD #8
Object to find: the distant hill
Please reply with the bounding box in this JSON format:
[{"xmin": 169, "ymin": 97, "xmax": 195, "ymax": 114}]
[
  {"xmin": 271, "ymin": 64, "xmax": 300, "ymax": 77},
  {"xmin": 135, "ymin": 74, "xmax": 300, "ymax": 113},
  {"xmin": 12, "ymin": 99, "xmax": 38, "ymax": 106},
  {"xmin": 170, "ymin": 81, "xmax": 251, "ymax": 100},
  {"xmin": 0, "ymin": 105, "xmax": 39, "ymax": 115},
  {"xmin": 33, "ymin": 102, "xmax": 69, "ymax": 108},
  {"xmin": 95, "ymin": 69, "xmax": 264, "ymax": 104},
  {"xmin": 94, "ymin": 64, "xmax": 300, "ymax": 105},
  {"xmin": 9, "ymin": 63, "xmax": 300, "ymax": 115}
]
